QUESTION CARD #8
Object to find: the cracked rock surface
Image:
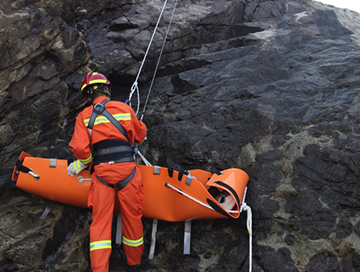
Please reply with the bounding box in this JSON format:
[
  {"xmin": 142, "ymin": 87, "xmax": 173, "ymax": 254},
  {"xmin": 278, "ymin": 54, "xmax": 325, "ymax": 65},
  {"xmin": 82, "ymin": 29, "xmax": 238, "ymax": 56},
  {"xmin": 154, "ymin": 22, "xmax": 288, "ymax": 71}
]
[{"xmin": 1, "ymin": 0, "xmax": 360, "ymax": 271}]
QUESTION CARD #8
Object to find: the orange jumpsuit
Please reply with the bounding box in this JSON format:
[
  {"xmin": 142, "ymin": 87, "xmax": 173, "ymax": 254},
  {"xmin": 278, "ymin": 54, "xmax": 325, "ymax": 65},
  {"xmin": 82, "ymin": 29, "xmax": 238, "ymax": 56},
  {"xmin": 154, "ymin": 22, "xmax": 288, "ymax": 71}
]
[{"xmin": 69, "ymin": 96, "xmax": 147, "ymax": 271}]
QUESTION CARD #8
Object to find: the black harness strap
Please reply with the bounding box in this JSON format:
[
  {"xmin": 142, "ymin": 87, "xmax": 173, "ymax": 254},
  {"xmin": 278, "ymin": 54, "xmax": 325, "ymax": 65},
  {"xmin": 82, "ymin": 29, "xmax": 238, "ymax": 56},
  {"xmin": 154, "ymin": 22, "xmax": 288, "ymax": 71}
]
[
  {"xmin": 92, "ymin": 139, "xmax": 134, "ymax": 165},
  {"xmin": 88, "ymin": 100, "xmax": 135, "ymax": 165},
  {"xmin": 94, "ymin": 144, "xmax": 132, "ymax": 156},
  {"xmin": 88, "ymin": 100, "xmax": 136, "ymax": 189},
  {"xmin": 88, "ymin": 100, "xmax": 128, "ymax": 140},
  {"xmin": 96, "ymin": 167, "xmax": 136, "ymax": 190}
]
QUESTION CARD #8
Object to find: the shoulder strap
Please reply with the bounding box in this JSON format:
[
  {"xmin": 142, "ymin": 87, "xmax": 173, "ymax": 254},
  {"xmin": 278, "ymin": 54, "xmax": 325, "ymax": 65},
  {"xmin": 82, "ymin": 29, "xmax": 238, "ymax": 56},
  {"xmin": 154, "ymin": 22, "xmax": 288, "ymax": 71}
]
[{"xmin": 88, "ymin": 100, "xmax": 129, "ymax": 141}]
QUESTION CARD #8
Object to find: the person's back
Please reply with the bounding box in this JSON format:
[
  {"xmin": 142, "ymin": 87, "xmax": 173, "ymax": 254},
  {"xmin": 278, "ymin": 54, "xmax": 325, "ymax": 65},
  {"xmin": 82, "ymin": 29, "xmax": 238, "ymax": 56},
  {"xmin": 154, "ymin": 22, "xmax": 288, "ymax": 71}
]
[{"xmin": 67, "ymin": 72, "xmax": 146, "ymax": 272}]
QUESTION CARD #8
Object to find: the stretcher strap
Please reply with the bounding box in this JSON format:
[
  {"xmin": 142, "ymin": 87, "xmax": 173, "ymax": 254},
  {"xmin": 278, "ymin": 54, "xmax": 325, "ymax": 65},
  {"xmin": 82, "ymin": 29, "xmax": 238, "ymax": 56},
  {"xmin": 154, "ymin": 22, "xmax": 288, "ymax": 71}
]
[
  {"xmin": 153, "ymin": 165, "xmax": 161, "ymax": 175},
  {"xmin": 166, "ymin": 183, "xmax": 240, "ymax": 215},
  {"xmin": 178, "ymin": 171, "xmax": 183, "ymax": 181},
  {"xmin": 168, "ymin": 168, "xmax": 173, "ymax": 178},
  {"xmin": 116, "ymin": 213, "xmax": 122, "ymax": 245},
  {"xmin": 148, "ymin": 219, "xmax": 158, "ymax": 260},
  {"xmin": 15, "ymin": 159, "xmax": 31, "ymax": 174},
  {"xmin": 183, "ymin": 220, "xmax": 191, "ymax": 255},
  {"xmin": 15, "ymin": 159, "xmax": 40, "ymax": 180},
  {"xmin": 214, "ymin": 181, "xmax": 240, "ymax": 208},
  {"xmin": 185, "ymin": 175, "xmax": 193, "ymax": 186},
  {"xmin": 49, "ymin": 158, "xmax": 57, "ymax": 168}
]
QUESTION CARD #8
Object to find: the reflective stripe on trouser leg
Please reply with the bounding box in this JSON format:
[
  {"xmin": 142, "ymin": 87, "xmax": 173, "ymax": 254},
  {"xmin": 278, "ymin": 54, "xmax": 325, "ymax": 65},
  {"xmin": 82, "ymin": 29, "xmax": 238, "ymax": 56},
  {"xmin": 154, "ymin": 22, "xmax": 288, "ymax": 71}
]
[
  {"xmin": 117, "ymin": 168, "xmax": 144, "ymax": 266},
  {"xmin": 89, "ymin": 174, "xmax": 115, "ymax": 272},
  {"xmin": 90, "ymin": 240, "xmax": 112, "ymax": 251},
  {"xmin": 123, "ymin": 236, "xmax": 144, "ymax": 247}
]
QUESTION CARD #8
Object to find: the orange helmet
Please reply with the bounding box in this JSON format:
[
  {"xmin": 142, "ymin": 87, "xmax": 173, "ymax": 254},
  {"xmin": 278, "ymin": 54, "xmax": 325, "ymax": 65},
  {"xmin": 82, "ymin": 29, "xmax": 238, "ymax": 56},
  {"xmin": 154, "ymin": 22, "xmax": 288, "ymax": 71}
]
[{"xmin": 80, "ymin": 72, "xmax": 112, "ymax": 98}]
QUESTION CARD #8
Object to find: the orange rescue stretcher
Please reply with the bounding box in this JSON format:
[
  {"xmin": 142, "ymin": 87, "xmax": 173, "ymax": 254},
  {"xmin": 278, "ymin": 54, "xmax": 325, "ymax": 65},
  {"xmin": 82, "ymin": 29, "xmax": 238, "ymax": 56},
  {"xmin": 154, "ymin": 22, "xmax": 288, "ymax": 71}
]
[
  {"xmin": 11, "ymin": 151, "xmax": 252, "ymax": 263},
  {"xmin": 12, "ymin": 151, "xmax": 249, "ymax": 221}
]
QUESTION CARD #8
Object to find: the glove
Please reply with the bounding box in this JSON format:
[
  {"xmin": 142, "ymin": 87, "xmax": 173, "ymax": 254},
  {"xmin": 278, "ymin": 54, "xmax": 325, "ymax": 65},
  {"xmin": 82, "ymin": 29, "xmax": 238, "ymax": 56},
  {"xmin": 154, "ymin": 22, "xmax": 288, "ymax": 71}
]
[{"xmin": 67, "ymin": 160, "xmax": 87, "ymax": 176}]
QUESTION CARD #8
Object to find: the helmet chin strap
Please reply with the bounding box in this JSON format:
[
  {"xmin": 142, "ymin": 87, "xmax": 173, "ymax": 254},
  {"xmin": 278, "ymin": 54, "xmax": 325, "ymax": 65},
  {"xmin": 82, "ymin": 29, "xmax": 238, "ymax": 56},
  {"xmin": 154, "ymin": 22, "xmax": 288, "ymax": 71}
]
[{"xmin": 88, "ymin": 85, "xmax": 111, "ymax": 100}]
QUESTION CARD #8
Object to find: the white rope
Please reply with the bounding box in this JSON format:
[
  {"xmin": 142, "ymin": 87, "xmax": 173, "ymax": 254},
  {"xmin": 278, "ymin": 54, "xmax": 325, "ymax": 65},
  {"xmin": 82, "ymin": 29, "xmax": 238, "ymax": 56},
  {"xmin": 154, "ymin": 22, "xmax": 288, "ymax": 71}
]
[
  {"xmin": 166, "ymin": 183, "xmax": 216, "ymax": 210},
  {"xmin": 137, "ymin": 159, "xmax": 251, "ymax": 271},
  {"xmin": 165, "ymin": 183, "xmax": 240, "ymax": 214},
  {"xmin": 128, "ymin": 0, "xmax": 170, "ymax": 116},
  {"xmin": 140, "ymin": 0, "xmax": 179, "ymax": 121},
  {"xmin": 128, "ymin": 82, "xmax": 141, "ymax": 116},
  {"xmin": 241, "ymin": 202, "xmax": 253, "ymax": 272},
  {"xmin": 167, "ymin": 182, "xmax": 251, "ymax": 271},
  {"xmin": 137, "ymin": 150, "xmax": 152, "ymax": 166},
  {"xmin": 239, "ymin": 186, "xmax": 248, "ymax": 213}
]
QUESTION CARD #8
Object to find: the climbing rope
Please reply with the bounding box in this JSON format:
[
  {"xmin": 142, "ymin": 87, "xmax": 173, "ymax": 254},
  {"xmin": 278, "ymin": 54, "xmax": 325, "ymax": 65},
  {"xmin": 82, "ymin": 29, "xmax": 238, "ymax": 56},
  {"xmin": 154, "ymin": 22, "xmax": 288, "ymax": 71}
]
[
  {"xmin": 137, "ymin": 150, "xmax": 152, "ymax": 166},
  {"xmin": 167, "ymin": 182, "xmax": 252, "ymax": 271},
  {"xmin": 130, "ymin": 0, "xmax": 179, "ymax": 167},
  {"xmin": 140, "ymin": 0, "xmax": 179, "ymax": 121},
  {"xmin": 241, "ymin": 202, "xmax": 253, "ymax": 272},
  {"xmin": 128, "ymin": 0, "xmax": 172, "ymax": 116},
  {"xmin": 137, "ymin": 150, "xmax": 253, "ymax": 271},
  {"xmin": 129, "ymin": 3, "xmax": 253, "ymax": 268},
  {"xmin": 239, "ymin": 187, "xmax": 253, "ymax": 272}
]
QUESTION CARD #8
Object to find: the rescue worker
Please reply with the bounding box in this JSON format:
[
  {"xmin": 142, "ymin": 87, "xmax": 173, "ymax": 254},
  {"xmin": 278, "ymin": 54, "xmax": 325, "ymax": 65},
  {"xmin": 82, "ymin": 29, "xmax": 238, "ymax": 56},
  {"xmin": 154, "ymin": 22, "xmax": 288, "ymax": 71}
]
[{"xmin": 67, "ymin": 72, "xmax": 147, "ymax": 272}]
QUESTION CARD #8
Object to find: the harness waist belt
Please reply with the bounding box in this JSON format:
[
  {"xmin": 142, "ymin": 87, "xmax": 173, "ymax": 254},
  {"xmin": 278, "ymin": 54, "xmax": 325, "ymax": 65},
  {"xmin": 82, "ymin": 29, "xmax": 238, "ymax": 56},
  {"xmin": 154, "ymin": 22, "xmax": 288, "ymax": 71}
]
[
  {"xmin": 93, "ymin": 139, "xmax": 134, "ymax": 165},
  {"xmin": 100, "ymin": 156, "xmax": 135, "ymax": 165},
  {"xmin": 96, "ymin": 167, "xmax": 136, "ymax": 190},
  {"xmin": 94, "ymin": 145, "xmax": 134, "ymax": 156}
]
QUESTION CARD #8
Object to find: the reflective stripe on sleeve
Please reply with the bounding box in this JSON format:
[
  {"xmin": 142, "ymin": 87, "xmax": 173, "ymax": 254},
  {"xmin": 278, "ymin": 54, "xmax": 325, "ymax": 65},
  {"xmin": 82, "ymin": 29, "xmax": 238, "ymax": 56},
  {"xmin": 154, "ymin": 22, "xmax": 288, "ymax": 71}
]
[
  {"xmin": 80, "ymin": 154, "xmax": 93, "ymax": 164},
  {"xmin": 89, "ymin": 240, "xmax": 112, "ymax": 252},
  {"xmin": 122, "ymin": 236, "xmax": 144, "ymax": 247}
]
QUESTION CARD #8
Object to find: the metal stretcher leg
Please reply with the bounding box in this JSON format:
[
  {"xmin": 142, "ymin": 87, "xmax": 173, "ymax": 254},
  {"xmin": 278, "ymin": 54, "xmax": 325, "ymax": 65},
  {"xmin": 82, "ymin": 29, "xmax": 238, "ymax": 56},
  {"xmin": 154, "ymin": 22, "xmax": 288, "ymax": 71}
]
[
  {"xmin": 148, "ymin": 219, "xmax": 158, "ymax": 259},
  {"xmin": 184, "ymin": 220, "xmax": 191, "ymax": 255}
]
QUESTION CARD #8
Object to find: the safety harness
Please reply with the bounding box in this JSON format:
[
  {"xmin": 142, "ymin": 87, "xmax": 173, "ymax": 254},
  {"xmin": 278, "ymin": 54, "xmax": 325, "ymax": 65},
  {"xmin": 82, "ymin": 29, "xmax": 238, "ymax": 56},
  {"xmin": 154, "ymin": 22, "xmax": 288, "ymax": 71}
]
[{"xmin": 87, "ymin": 100, "xmax": 136, "ymax": 190}]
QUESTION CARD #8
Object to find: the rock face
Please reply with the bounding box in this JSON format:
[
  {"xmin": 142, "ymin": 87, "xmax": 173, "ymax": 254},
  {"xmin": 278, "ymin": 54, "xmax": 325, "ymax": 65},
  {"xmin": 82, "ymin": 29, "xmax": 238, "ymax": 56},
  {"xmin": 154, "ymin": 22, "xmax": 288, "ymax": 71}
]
[{"xmin": 1, "ymin": 0, "xmax": 360, "ymax": 271}]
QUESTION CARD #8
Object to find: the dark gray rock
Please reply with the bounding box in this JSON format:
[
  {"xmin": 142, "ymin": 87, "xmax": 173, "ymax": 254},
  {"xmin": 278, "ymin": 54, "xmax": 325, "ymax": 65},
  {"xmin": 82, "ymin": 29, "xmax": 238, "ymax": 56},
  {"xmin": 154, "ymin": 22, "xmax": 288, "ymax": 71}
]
[
  {"xmin": 257, "ymin": 246, "xmax": 298, "ymax": 272},
  {"xmin": 305, "ymin": 251, "xmax": 340, "ymax": 272},
  {"xmin": 336, "ymin": 217, "xmax": 353, "ymax": 239},
  {"xmin": 1, "ymin": 0, "xmax": 360, "ymax": 271}
]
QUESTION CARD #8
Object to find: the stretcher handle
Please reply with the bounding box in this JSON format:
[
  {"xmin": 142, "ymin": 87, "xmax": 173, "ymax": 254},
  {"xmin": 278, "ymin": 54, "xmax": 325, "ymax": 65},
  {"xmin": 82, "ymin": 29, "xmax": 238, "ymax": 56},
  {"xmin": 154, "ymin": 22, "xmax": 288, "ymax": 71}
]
[{"xmin": 28, "ymin": 169, "xmax": 40, "ymax": 180}]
